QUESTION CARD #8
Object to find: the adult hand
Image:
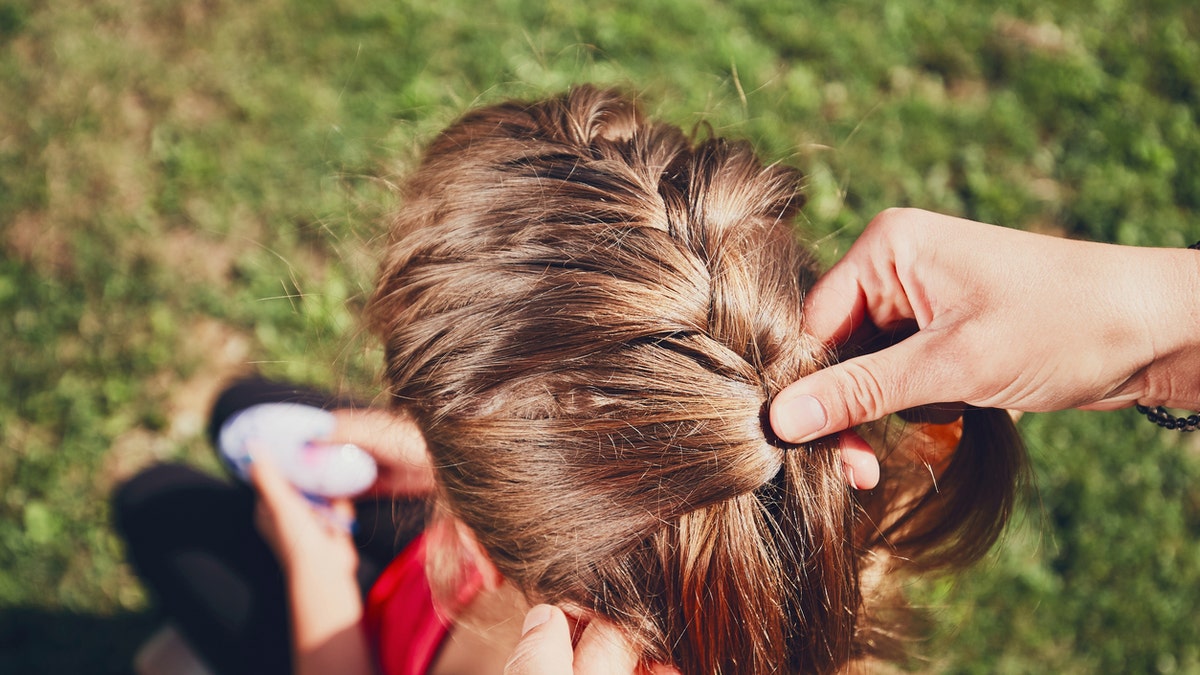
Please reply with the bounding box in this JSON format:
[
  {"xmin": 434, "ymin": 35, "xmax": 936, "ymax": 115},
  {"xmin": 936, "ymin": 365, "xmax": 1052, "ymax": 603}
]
[
  {"xmin": 505, "ymin": 605, "xmax": 679, "ymax": 675},
  {"xmin": 771, "ymin": 208, "xmax": 1200, "ymax": 468}
]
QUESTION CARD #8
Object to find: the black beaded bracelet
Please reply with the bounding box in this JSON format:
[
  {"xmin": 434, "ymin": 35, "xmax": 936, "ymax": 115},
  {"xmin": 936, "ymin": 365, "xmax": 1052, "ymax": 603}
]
[
  {"xmin": 1134, "ymin": 240, "xmax": 1200, "ymax": 432},
  {"xmin": 1135, "ymin": 405, "xmax": 1200, "ymax": 432}
]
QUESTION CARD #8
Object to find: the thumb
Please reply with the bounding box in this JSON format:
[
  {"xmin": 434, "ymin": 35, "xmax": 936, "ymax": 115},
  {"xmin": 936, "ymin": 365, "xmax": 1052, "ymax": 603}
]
[
  {"xmin": 771, "ymin": 333, "xmax": 949, "ymax": 443},
  {"xmin": 504, "ymin": 605, "xmax": 575, "ymax": 675}
]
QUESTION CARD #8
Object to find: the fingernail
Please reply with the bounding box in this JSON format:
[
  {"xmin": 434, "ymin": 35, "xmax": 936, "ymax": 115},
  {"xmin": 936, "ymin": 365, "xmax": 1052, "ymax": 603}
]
[
  {"xmin": 521, "ymin": 604, "xmax": 553, "ymax": 636},
  {"xmin": 777, "ymin": 395, "xmax": 828, "ymax": 441}
]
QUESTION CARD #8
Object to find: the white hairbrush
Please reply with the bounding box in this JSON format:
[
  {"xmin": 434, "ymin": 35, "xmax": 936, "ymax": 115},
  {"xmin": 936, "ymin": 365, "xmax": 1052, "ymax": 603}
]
[{"xmin": 218, "ymin": 403, "xmax": 378, "ymax": 499}]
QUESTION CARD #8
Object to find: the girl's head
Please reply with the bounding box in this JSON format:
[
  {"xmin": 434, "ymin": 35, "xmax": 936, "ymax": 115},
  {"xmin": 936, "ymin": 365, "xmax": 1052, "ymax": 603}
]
[{"xmin": 368, "ymin": 86, "xmax": 1024, "ymax": 673}]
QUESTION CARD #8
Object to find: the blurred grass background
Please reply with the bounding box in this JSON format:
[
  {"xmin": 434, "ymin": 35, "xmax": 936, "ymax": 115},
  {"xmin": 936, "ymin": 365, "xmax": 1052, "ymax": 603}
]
[{"xmin": 1, "ymin": 0, "xmax": 1198, "ymax": 672}]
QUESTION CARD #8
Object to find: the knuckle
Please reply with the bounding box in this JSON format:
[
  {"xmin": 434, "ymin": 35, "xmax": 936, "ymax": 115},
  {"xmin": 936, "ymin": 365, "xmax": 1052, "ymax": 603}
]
[
  {"xmin": 502, "ymin": 648, "xmax": 535, "ymax": 675},
  {"xmin": 503, "ymin": 634, "xmax": 557, "ymax": 675},
  {"xmin": 868, "ymin": 207, "xmax": 921, "ymax": 239},
  {"xmin": 832, "ymin": 360, "xmax": 892, "ymax": 425}
]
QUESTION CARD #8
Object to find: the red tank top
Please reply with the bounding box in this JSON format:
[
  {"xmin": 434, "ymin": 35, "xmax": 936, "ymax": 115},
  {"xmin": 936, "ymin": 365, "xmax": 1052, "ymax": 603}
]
[{"xmin": 363, "ymin": 534, "xmax": 449, "ymax": 675}]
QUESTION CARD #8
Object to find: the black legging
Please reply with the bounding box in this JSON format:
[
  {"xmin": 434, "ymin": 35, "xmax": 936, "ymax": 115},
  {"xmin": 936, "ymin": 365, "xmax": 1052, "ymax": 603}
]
[{"xmin": 113, "ymin": 378, "xmax": 425, "ymax": 675}]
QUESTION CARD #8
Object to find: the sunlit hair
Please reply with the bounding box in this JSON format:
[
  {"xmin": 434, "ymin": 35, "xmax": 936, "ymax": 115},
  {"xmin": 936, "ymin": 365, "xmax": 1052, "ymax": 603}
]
[{"xmin": 367, "ymin": 86, "xmax": 1025, "ymax": 674}]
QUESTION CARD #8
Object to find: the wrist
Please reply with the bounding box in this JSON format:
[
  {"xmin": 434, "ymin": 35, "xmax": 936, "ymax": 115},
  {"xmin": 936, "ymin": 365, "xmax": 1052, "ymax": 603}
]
[
  {"xmin": 287, "ymin": 566, "xmax": 365, "ymax": 645},
  {"xmin": 280, "ymin": 540, "xmax": 359, "ymax": 582},
  {"xmin": 1136, "ymin": 245, "xmax": 1200, "ymax": 409}
]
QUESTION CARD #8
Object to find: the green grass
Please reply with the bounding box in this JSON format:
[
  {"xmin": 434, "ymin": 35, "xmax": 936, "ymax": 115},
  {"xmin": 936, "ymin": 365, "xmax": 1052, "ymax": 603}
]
[{"xmin": 1, "ymin": 0, "xmax": 1198, "ymax": 672}]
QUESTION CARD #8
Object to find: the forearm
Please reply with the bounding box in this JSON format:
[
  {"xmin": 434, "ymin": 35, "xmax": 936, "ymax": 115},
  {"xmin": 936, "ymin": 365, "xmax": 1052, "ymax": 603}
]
[
  {"xmin": 251, "ymin": 457, "xmax": 378, "ymax": 675},
  {"xmin": 287, "ymin": 566, "xmax": 377, "ymax": 675}
]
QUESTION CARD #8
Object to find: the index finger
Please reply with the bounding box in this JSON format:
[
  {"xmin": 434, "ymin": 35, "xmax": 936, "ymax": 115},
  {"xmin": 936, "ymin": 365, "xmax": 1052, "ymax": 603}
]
[
  {"xmin": 802, "ymin": 253, "xmax": 868, "ymax": 348},
  {"xmin": 806, "ymin": 209, "xmax": 937, "ymax": 347},
  {"xmin": 573, "ymin": 618, "xmax": 641, "ymax": 675}
]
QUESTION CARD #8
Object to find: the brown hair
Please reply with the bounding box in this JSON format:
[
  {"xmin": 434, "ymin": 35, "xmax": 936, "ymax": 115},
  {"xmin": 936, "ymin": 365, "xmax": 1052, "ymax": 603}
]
[{"xmin": 367, "ymin": 86, "xmax": 1025, "ymax": 674}]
